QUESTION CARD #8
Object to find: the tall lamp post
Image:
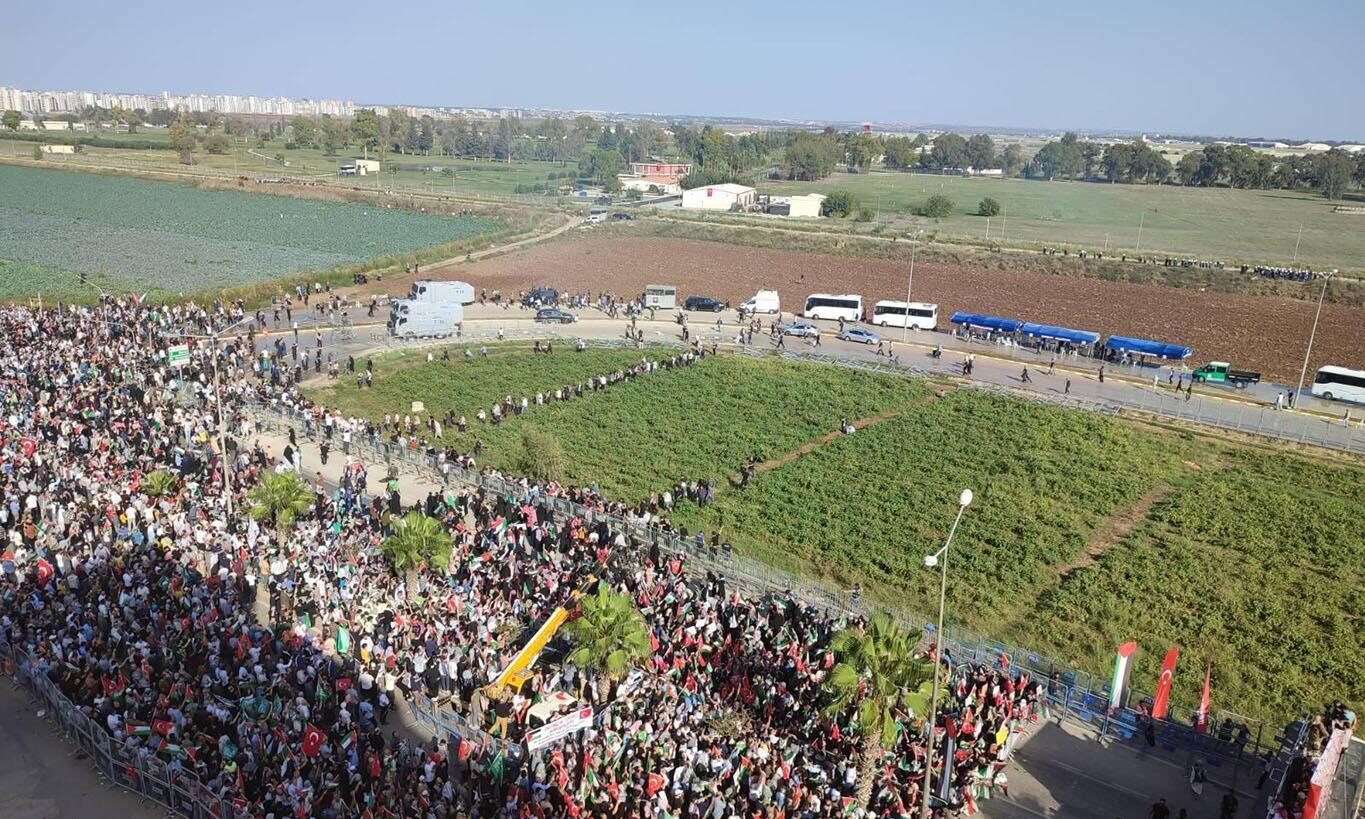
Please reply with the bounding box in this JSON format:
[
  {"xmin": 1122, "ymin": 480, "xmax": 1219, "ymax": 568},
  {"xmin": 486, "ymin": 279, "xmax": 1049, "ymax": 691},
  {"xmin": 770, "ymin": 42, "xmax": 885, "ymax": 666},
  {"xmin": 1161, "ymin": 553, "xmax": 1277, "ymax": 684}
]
[
  {"xmin": 903, "ymin": 231, "xmax": 923, "ymax": 343},
  {"xmin": 920, "ymin": 488, "xmax": 974, "ymax": 819},
  {"xmin": 1294, "ymin": 273, "xmax": 1332, "ymax": 405}
]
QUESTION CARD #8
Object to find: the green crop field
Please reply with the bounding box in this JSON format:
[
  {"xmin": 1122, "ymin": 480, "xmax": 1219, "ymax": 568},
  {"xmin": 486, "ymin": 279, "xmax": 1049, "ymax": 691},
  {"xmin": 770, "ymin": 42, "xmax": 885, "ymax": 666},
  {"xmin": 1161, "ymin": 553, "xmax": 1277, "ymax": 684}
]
[
  {"xmin": 0, "ymin": 164, "xmax": 499, "ymax": 301},
  {"xmin": 306, "ymin": 345, "xmax": 655, "ymax": 425},
  {"xmin": 764, "ymin": 171, "xmax": 1365, "ymax": 269},
  {"xmin": 316, "ymin": 345, "xmax": 1365, "ymax": 726}
]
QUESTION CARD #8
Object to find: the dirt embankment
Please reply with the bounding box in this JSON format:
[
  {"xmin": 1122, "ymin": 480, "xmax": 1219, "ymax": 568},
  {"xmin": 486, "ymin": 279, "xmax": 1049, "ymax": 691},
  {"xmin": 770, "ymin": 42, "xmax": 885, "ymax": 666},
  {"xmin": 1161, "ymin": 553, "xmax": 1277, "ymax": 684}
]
[{"xmin": 452, "ymin": 234, "xmax": 1365, "ymax": 382}]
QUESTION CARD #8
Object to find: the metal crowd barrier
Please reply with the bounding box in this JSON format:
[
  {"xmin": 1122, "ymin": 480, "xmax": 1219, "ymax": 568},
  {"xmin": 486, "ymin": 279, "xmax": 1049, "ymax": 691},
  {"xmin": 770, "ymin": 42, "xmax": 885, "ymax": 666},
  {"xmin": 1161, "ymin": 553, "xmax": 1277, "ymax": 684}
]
[{"xmin": 1, "ymin": 638, "xmax": 242, "ymax": 819}]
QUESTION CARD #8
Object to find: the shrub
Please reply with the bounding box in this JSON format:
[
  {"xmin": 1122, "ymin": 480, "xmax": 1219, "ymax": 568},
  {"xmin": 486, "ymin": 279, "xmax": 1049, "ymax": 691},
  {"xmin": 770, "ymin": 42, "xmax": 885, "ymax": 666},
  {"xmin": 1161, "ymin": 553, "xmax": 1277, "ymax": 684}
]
[
  {"xmin": 512, "ymin": 426, "xmax": 567, "ymax": 483},
  {"xmin": 918, "ymin": 194, "xmax": 954, "ymax": 218},
  {"xmin": 978, "ymin": 197, "xmax": 1002, "ymax": 217},
  {"xmin": 821, "ymin": 190, "xmax": 859, "ymax": 218},
  {"xmin": 856, "ymin": 207, "xmax": 876, "ymax": 222}
]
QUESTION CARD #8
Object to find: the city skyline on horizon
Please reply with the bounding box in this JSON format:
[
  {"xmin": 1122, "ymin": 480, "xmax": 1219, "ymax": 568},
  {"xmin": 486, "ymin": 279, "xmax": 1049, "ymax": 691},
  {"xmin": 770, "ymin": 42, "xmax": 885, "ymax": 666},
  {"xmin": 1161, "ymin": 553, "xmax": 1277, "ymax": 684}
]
[{"xmin": 3, "ymin": 79, "xmax": 1361, "ymax": 146}]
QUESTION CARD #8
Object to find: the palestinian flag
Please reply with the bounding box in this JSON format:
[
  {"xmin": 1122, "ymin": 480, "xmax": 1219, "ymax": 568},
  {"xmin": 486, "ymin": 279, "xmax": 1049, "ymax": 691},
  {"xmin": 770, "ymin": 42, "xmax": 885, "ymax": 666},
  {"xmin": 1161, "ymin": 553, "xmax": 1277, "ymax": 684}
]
[
  {"xmin": 492, "ymin": 516, "xmax": 508, "ymax": 537},
  {"xmin": 125, "ymin": 722, "xmax": 152, "ymax": 737},
  {"xmin": 341, "ymin": 730, "xmax": 357, "ymax": 751}
]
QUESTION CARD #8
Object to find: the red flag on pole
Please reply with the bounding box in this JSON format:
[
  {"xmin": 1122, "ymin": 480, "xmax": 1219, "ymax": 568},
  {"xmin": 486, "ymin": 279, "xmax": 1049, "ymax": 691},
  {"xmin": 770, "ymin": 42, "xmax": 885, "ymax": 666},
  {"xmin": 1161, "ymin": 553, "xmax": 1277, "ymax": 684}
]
[
  {"xmin": 1194, "ymin": 664, "xmax": 1212, "ymax": 733},
  {"xmin": 302, "ymin": 724, "xmax": 325, "ymax": 757},
  {"xmin": 1151, "ymin": 647, "xmax": 1180, "ymax": 720},
  {"xmin": 35, "ymin": 558, "xmax": 54, "ymax": 587}
]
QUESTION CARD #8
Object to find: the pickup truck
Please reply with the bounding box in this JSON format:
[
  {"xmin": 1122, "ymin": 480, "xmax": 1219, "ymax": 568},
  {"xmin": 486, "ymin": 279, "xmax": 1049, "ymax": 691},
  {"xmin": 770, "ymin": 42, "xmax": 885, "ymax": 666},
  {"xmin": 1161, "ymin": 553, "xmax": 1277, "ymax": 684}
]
[{"xmin": 1192, "ymin": 361, "xmax": 1261, "ymax": 388}]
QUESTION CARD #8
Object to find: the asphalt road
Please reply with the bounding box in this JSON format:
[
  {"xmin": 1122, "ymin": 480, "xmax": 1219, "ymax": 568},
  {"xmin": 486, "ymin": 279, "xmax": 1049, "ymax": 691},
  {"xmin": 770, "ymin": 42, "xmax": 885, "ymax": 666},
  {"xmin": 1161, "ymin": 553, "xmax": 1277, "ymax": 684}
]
[
  {"xmin": 0, "ymin": 683, "xmax": 162, "ymax": 819},
  {"xmin": 258, "ymin": 302, "xmax": 1364, "ymax": 456}
]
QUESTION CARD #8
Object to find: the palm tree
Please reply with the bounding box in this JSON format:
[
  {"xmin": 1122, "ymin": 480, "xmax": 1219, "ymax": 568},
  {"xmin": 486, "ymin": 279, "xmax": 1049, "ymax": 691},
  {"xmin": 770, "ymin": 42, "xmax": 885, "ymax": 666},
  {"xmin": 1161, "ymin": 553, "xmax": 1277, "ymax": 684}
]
[
  {"xmin": 563, "ymin": 584, "xmax": 651, "ymax": 704},
  {"xmin": 381, "ymin": 511, "xmax": 452, "ymax": 597},
  {"xmin": 247, "ymin": 471, "xmax": 314, "ymax": 539},
  {"xmin": 824, "ymin": 613, "xmax": 936, "ymax": 810},
  {"xmin": 140, "ymin": 469, "xmax": 178, "ymax": 499}
]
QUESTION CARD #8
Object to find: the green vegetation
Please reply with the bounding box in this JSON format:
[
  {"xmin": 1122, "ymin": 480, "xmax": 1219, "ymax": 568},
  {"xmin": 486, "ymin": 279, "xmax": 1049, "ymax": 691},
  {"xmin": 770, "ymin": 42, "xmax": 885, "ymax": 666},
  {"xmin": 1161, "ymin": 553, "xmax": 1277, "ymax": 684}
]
[
  {"xmin": 826, "ymin": 614, "xmax": 936, "ymax": 808},
  {"xmin": 467, "ymin": 355, "xmax": 926, "ymax": 499},
  {"xmin": 0, "ymin": 164, "xmax": 498, "ymax": 298},
  {"xmin": 1020, "ymin": 450, "xmax": 1365, "ymax": 728},
  {"xmin": 821, "ymin": 190, "xmax": 860, "ymax": 218},
  {"xmin": 918, "ymin": 194, "xmax": 955, "ymax": 218},
  {"xmin": 305, "ymin": 346, "xmax": 651, "ymax": 426},
  {"xmin": 564, "ymin": 585, "xmax": 652, "ymax": 703},
  {"xmin": 762, "ymin": 171, "xmax": 1365, "ymax": 269},
  {"xmin": 977, "ymin": 196, "xmax": 1001, "ymax": 217}
]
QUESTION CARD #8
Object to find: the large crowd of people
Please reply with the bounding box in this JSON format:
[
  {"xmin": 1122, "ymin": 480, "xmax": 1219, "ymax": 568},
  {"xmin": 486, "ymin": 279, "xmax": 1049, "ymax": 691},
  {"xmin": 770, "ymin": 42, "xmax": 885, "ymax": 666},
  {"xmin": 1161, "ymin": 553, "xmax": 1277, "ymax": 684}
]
[{"xmin": 0, "ymin": 298, "xmax": 1045, "ymax": 818}]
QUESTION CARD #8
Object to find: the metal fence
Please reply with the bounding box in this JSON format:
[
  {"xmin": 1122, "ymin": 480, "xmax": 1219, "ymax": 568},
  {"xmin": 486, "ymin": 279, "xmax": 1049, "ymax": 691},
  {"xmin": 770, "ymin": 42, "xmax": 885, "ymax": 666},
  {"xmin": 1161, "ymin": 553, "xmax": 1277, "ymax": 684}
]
[
  {"xmin": 251, "ymin": 398, "xmax": 1298, "ymax": 770},
  {"xmin": 0, "ymin": 637, "xmax": 244, "ymax": 819}
]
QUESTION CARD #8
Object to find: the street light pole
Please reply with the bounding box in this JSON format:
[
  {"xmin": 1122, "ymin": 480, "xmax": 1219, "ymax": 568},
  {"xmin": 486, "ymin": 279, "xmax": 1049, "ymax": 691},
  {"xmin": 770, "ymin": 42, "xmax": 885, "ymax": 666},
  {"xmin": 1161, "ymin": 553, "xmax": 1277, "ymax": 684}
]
[
  {"xmin": 903, "ymin": 234, "xmax": 921, "ymax": 343},
  {"xmin": 1292, "ymin": 223, "xmax": 1304, "ymax": 266},
  {"xmin": 920, "ymin": 488, "xmax": 974, "ymax": 819},
  {"xmin": 1295, "ymin": 273, "xmax": 1331, "ymax": 403}
]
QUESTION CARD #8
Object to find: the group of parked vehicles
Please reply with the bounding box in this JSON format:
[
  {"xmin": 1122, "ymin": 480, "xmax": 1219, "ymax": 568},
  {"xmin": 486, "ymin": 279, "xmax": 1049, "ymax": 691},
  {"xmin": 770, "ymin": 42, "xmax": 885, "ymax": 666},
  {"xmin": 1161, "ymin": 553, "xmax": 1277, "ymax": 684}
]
[{"xmin": 383, "ymin": 278, "xmax": 1365, "ymax": 407}]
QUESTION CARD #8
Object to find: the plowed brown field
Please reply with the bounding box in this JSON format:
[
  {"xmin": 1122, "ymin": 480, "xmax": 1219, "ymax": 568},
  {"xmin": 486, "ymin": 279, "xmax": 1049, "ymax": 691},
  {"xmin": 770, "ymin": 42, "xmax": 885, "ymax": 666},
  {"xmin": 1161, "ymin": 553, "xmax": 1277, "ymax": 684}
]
[{"xmin": 459, "ymin": 236, "xmax": 1364, "ymax": 382}]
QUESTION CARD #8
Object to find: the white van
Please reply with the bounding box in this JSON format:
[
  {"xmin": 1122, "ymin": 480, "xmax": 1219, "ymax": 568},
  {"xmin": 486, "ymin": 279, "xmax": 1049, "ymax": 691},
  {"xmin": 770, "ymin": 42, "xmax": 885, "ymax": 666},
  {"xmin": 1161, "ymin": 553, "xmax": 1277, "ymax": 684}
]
[
  {"xmin": 390, "ymin": 299, "xmax": 463, "ymax": 322},
  {"xmin": 740, "ymin": 289, "xmax": 781, "ymax": 315},
  {"xmin": 389, "ymin": 302, "xmax": 463, "ymax": 339},
  {"xmin": 802, "ymin": 293, "xmax": 863, "ymax": 322},
  {"xmin": 587, "ymin": 207, "xmax": 609, "ymax": 224},
  {"xmin": 409, "ymin": 280, "xmax": 475, "ymax": 305},
  {"xmin": 871, "ymin": 300, "xmax": 939, "ymax": 330}
]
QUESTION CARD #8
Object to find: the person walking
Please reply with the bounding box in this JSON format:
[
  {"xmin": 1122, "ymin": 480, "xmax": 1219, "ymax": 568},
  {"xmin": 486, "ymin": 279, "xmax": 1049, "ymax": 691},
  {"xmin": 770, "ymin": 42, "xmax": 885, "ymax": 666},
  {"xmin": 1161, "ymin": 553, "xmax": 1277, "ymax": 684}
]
[
  {"xmin": 1021, "ymin": 367, "xmax": 1032, "ymax": 384},
  {"xmin": 1275, "ymin": 392, "xmax": 1284, "ymax": 411},
  {"xmin": 1064, "ymin": 378, "xmax": 1071, "ymax": 394},
  {"xmin": 1098, "ymin": 366, "xmax": 1105, "ymax": 383},
  {"xmin": 1048, "ymin": 359, "xmax": 1056, "ymax": 375}
]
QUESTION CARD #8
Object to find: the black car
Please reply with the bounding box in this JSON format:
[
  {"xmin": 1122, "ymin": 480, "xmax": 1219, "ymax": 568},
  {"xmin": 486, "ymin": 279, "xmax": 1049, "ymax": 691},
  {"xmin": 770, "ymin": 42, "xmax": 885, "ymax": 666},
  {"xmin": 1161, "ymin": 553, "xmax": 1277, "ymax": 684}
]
[
  {"xmin": 684, "ymin": 295, "xmax": 727, "ymax": 312},
  {"xmin": 611, "ymin": 212, "xmax": 635, "ymax": 221},
  {"xmin": 521, "ymin": 287, "xmax": 559, "ymax": 308},
  {"xmin": 535, "ymin": 308, "xmax": 576, "ymax": 324}
]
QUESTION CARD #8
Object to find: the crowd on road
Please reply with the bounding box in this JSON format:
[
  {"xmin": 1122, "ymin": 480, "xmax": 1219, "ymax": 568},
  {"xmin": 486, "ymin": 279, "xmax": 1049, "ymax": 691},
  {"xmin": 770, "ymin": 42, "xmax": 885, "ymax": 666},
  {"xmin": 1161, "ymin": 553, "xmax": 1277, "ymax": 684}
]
[{"xmin": 0, "ymin": 298, "xmax": 1046, "ymax": 818}]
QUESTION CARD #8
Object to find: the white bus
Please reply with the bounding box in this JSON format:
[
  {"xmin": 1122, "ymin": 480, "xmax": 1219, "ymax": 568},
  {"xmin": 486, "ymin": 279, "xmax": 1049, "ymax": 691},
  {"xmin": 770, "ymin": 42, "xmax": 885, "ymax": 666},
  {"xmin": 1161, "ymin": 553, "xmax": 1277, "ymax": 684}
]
[
  {"xmin": 1311, "ymin": 365, "xmax": 1365, "ymax": 404},
  {"xmin": 871, "ymin": 300, "xmax": 939, "ymax": 330},
  {"xmin": 802, "ymin": 293, "xmax": 863, "ymax": 322}
]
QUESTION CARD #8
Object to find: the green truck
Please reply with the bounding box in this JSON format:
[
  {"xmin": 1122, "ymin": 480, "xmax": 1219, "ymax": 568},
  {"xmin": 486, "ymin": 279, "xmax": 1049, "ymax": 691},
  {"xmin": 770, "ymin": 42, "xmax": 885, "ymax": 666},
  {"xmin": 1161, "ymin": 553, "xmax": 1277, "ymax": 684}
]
[{"xmin": 1192, "ymin": 361, "xmax": 1261, "ymax": 388}]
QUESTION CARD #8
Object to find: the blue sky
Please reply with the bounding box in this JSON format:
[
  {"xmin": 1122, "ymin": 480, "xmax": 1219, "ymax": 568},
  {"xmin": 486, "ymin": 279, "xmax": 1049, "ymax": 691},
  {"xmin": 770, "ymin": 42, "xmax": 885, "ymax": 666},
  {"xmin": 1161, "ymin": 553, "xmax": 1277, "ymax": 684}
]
[{"xmin": 2, "ymin": 0, "xmax": 1362, "ymax": 140}]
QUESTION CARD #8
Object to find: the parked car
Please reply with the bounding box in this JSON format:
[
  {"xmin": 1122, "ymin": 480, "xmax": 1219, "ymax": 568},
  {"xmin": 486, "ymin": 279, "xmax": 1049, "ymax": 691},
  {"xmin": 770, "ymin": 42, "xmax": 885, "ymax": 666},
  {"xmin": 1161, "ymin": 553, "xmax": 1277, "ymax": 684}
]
[
  {"xmin": 839, "ymin": 327, "xmax": 880, "ymax": 345},
  {"xmin": 684, "ymin": 295, "xmax": 727, "ymax": 312},
  {"xmin": 611, "ymin": 212, "xmax": 635, "ymax": 221},
  {"xmin": 535, "ymin": 308, "xmax": 576, "ymax": 324},
  {"xmin": 780, "ymin": 322, "xmax": 819, "ymax": 338}
]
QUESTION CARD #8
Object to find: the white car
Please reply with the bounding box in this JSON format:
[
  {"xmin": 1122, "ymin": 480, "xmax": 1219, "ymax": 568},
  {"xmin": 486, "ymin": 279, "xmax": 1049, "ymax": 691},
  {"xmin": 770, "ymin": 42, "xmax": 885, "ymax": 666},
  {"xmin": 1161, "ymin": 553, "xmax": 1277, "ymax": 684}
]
[{"xmin": 780, "ymin": 322, "xmax": 819, "ymax": 338}]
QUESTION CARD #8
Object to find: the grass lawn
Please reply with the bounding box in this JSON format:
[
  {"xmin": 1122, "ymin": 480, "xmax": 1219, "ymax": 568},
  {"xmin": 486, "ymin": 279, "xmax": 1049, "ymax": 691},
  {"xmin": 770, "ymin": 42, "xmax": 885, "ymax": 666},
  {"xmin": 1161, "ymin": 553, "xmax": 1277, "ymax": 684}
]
[
  {"xmin": 309, "ymin": 345, "xmax": 1365, "ymax": 726},
  {"xmin": 764, "ymin": 171, "xmax": 1363, "ymax": 269}
]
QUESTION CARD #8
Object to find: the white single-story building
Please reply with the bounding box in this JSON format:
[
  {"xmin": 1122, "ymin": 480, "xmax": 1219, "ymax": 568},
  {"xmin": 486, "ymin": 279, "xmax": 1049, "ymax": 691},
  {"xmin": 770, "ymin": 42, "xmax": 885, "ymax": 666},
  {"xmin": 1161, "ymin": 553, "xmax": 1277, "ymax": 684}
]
[
  {"xmin": 340, "ymin": 158, "xmax": 382, "ymax": 176},
  {"xmin": 681, "ymin": 183, "xmax": 756, "ymax": 211},
  {"xmin": 766, "ymin": 193, "xmax": 826, "ymax": 218},
  {"xmin": 41, "ymin": 120, "xmax": 70, "ymax": 131},
  {"xmin": 619, "ymin": 175, "xmax": 681, "ymax": 196}
]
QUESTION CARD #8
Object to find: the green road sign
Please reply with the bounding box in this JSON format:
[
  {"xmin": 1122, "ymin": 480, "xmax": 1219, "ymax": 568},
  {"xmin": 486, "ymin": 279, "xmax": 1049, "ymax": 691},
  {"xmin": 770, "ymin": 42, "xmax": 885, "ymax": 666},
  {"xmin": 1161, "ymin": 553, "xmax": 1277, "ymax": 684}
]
[{"xmin": 167, "ymin": 344, "xmax": 190, "ymax": 368}]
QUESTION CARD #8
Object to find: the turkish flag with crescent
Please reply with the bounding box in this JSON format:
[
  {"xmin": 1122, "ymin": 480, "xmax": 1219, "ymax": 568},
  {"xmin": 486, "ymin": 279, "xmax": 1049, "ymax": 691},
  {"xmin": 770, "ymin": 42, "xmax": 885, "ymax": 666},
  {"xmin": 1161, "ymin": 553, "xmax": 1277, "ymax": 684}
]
[
  {"xmin": 1151, "ymin": 647, "xmax": 1180, "ymax": 720},
  {"xmin": 302, "ymin": 724, "xmax": 325, "ymax": 757},
  {"xmin": 35, "ymin": 558, "xmax": 54, "ymax": 587}
]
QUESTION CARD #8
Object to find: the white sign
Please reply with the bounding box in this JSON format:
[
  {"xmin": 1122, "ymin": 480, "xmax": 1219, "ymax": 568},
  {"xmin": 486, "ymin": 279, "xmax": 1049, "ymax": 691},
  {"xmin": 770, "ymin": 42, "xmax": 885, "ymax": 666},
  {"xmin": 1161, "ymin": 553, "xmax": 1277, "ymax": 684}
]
[
  {"xmin": 525, "ymin": 706, "xmax": 594, "ymax": 751},
  {"xmin": 167, "ymin": 344, "xmax": 191, "ymax": 368}
]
